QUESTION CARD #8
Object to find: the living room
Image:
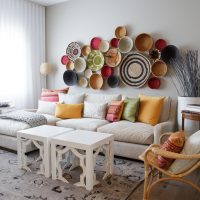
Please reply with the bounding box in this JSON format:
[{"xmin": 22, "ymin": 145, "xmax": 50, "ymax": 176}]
[{"xmin": 0, "ymin": 0, "xmax": 200, "ymax": 199}]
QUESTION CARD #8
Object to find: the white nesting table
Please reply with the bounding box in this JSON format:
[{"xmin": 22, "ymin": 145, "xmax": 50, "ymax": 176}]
[
  {"xmin": 17, "ymin": 125, "xmax": 74, "ymax": 177},
  {"xmin": 51, "ymin": 130, "xmax": 114, "ymax": 191}
]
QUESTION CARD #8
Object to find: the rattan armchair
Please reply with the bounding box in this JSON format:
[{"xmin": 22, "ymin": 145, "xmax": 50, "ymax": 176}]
[{"xmin": 139, "ymin": 133, "xmax": 200, "ymax": 200}]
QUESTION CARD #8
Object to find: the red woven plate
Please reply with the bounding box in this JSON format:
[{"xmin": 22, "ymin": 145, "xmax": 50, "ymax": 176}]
[
  {"xmin": 90, "ymin": 37, "xmax": 102, "ymax": 50},
  {"xmin": 148, "ymin": 77, "xmax": 161, "ymax": 89}
]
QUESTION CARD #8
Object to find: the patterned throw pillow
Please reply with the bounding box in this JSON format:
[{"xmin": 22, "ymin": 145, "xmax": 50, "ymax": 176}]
[
  {"xmin": 83, "ymin": 101, "xmax": 107, "ymax": 119},
  {"xmin": 158, "ymin": 131, "xmax": 185, "ymax": 169},
  {"xmin": 106, "ymin": 101, "xmax": 124, "ymax": 122},
  {"xmin": 41, "ymin": 88, "xmax": 68, "ymax": 102},
  {"xmin": 122, "ymin": 97, "xmax": 139, "ymax": 122}
]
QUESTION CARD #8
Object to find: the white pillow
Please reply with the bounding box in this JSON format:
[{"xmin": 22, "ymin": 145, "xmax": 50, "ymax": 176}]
[
  {"xmin": 83, "ymin": 101, "xmax": 107, "ymax": 119},
  {"xmin": 37, "ymin": 100, "xmax": 56, "ymax": 115},
  {"xmin": 169, "ymin": 130, "xmax": 200, "ymax": 174},
  {"xmin": 58, "ymin": 93, "xmax": 85, "ymax": 104}
]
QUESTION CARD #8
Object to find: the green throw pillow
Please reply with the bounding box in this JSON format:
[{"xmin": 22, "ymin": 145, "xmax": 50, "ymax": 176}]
[{"xmin": 122, "ymin": 97, "xmax": 139, "ymax": 122}]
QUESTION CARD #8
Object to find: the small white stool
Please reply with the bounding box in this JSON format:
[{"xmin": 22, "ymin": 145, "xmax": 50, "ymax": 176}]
[
  {"xmin": 17, "ymin": 125, "xmax": 73, "ymax": 178},
  {"xmin": 51, "ymin": 130, "xmax": 114, "ymax": 191}
]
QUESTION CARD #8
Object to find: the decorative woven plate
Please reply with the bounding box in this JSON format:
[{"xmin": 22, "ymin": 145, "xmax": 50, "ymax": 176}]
[
  {"xmin": 87, "ymin": 50, "xmax": 104, "ymax": 71},
  {"xmin": 61, "ymin": 55, "xmax": 69, "ymax": 65},
  {"xmin": 105, "ymin": 48, "xmax": 122, "ymax": 67},
  {"xmin": 148, "ymin": 77, "xmax": 161, "ymax": 89},
  {"xmin": 120, "ymin": 52, "xmax": 151, "ymax": 87},
  {"xmin": 66, "ymin": 42, "xmax": 81, "ymax": 61},
  {"xmin": 63, "ymin": 70, "xmax": 78, "ymax": 86},
  {"xmin": 89, "ymin": 73, "xmax": 103, "ymax": 90}
]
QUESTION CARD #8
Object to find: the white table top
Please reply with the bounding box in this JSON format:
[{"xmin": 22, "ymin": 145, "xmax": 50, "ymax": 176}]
[
  {"xmin": 52, "ymin": 130, "xmax": 114, "ymax": 148},
  {"xmin": 18, "ymin": 125, "xmax": 74, "ymax": 138}
]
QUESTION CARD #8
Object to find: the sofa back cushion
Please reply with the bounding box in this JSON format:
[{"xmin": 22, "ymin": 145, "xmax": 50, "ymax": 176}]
[
  {"xmin": 37, "ymin": 100, "xmax": 56, "ymax": 115},
  {"xmin": 84, "ymin": 93, "xmax": 121, "ymax": 104},
  {"xmin": 59, "ymin": 93, "xmax": 85, "ymax": 104},
  {"xmin": 159, "ymin": 96, "xmax": 171, "ymax": 123}
]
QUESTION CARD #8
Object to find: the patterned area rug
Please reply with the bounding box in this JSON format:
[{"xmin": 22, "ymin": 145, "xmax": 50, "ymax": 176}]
[{"xmin": 0, "ymin": 149, "xmax": 144, "ymax": 200}]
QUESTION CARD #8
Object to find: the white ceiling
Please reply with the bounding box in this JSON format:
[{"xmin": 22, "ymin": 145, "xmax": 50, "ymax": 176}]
[{"xmin": 28, "ymin": 0, "xmax": 70, "ymax": 6}]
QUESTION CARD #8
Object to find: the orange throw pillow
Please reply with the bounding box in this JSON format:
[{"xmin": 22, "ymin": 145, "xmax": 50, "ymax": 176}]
[
  {"xmin": 158, "ymin": 131, "xmax": 185, "ymax": 169},
  {"xmin": 138, "ymin": 94, "xmax": 164, "ymax": 125}
]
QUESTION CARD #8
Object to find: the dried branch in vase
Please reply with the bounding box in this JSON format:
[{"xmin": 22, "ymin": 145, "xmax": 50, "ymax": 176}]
[{"xmin": 170, "ymin": 50, "xmax": 200, "ymax": 97}]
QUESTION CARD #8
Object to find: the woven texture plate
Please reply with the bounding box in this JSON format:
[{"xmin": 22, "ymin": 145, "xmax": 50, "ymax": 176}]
[
  {"xmin": 120, "ymin": 52, "xmax": 151, "ymax": 87},
  {"xmin": 105, "ymin": 48, "xmax": 122, "ymax": 67},
  {"xmin": 87, "ymin": 50, "xmax": 104, "ymax": 71},
  {"xmin": 66, "ymin": 42, "xmax": 81, "ymax": 61}
]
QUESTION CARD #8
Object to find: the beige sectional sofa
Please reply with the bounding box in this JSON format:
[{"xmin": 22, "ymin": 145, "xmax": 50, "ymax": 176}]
[{"xmin": 0, "ymin": 93, "xmax": 177, "ymax": 160}]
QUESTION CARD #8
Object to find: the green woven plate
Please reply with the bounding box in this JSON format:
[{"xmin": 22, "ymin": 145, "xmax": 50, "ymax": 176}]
[{"xmin": 87, "ymin": 50, "xmax": 104, "ymax": 71}]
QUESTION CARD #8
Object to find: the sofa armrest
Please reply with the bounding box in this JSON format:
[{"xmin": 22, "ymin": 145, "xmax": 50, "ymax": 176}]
[
  {"xmin": 154, "ymin": 99, "xmax": 177, "ymax": 144},
  {"xmin": 154, "ymin": 121, "xmax": 174, "ymax": 144},
  {"xmin": 23, "ymin": 109, "xmax": 37, "ymax": 112}
]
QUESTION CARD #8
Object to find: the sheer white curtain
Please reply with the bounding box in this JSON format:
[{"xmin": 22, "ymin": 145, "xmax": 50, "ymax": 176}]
[{"xmin": 0, "ymin": 0, "xmax": 45, "ymax": 109}]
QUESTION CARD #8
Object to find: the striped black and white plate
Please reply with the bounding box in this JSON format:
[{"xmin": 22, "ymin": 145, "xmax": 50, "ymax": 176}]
[{"xmin": 120, "ymin": 52, "xmax": 151, "ymax": 87}]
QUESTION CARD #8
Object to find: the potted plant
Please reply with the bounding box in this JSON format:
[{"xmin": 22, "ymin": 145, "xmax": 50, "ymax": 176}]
[{"xmin": 170, "ymin": 50, "xmax": 200, "ymax": 134}]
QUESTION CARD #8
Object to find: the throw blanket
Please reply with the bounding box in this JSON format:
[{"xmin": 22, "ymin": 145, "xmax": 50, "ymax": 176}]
[{"xmin": 0, "ymin": 110, "xmax": 47, "ymax": 127}]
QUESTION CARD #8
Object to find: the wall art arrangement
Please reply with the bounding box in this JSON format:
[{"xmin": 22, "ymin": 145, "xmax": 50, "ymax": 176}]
[{"xmin": 61, "ymin": 26, "xmax": 180, "ymax": 90}]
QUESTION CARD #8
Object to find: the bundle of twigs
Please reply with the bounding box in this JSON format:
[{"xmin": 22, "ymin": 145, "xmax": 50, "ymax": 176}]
[{"xmin": 170, "ymin": 50, "xmax": 200, "ymax": 97}]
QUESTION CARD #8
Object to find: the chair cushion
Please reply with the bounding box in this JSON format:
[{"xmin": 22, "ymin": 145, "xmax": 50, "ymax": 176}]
[
  {"xmin": 56, "ymin": 118, "xmax": 109, "ymax": 131},
  {"xmin": 169, "ymin": 130, "xmax": 200, "ymax": 174},
  {"xmin": 97, "ymin": 120, "xmax": 154, "ymax": 145},
  {"xmin": 41, "ymin": 114, "xmax": 61, "ymax": 126},
  {"xmin": 84, "ymin": 93, "xmax": 121, "ymax": 104}
]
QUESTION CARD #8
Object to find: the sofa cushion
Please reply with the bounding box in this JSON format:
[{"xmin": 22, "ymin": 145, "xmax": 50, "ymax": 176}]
[
  {"xmin": 37, "ymin": 100, "xmax": 56, "ymax": 115},
  {"xmin": 56, "ymin": 118, "xmax": 109, "ymax": 131},
  {"xmin": 84, "ymin": 93, "xmax": 121, "ymax": 104},
  {"xmin": 97, "ymin": 120, "xmax": 154, "ymax": 145},
  {"xmin": 59, "ymin": 93, "xmax": 85, "ymax": 104},
  {"xmin": 0, "ymin": 119, "xmax": 30, "ymax": 137},
  {"xmin": 41, "ymin": 114, "xmax": 61, "ymax": 126},
  {"xmin": 159, "ymin": 96, "xmax": 171, "ymax": 123}
]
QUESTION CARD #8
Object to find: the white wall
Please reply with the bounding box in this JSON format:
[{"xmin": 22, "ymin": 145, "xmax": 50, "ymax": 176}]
[{"xmin": 46, "ymin": 0, "xmax": 200, "ymax": 98}]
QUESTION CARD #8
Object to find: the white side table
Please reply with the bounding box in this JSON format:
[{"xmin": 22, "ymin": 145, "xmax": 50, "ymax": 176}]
[
  {"xmin": 51, "ymin": 130, "xmax": 114, "ymax": 191},
  {"xmin": 17, "ymin": 125, "xmax": 74, "ymax": 178}
]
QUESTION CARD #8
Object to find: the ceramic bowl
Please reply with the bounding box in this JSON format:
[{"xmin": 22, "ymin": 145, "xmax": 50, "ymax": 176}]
[
  {"xmin": 89, "ymin": 73, "xmax": 103, "ymax": 90},
  {"xmin": 66, "ymin": 60, "xmax": 75, "ymax": 70},
  {"xmin": 84, "ymin": 68, "xmax": 93, "ymax": 79},
  {"xmin": 101, "ymin": 65, "xmax": 114, "ymax": 78},
  {"xmin": 148, "ymin": 77, "xmax": 161, "ymax": 89},
  {"xmin": 151, "ymin": 60, "xmax": 168, "ymax": 77},
  {"xmin": 74, "ymin": 57, "xmax": 86, "ymax": 72},
  {"xmin": 63, "ymin": 70, "xmax": 77, "ymax": 86},
  {"xmin": 99, "ymin": 40, "xmax": 110, "ymax": 53},
  {"xmin": 118, "ymin": 36, "xmax": 133, "ymax": 54},
  {"xmin": 78, "ymin": 77, "xmax": 88, "ymax": 88},
  {"xmin": 61, "ymin": 55, "xmax": 69, "ymax": 65},
  {"xmin": 115, "ymin": 26, "xmax": 127, "ymax": 39},
  {"xmin": 107, "ymin": 75, "xmax": 120, "ymax": 88},
  {"xmin": 155, "ymin": 39, "xmax": 167, "ymax": 51},
  {"xmin": 161, "ymin": 45, "xmax": 180, "ymax": 64},
  {"xmin": 90, "ymin": 37, "xmax": 102, "ymax": 50},
  {"xmin": 110, "ymin": 38, "xmax": 119, "ymax": 48},
  {"xmin": 135, "ymin": 33, "xmax": 153, "ymax": 52},
  {"xmin": 81, "ymin": 45, "xmax": 91, "ymax": 57},
  {"xmin": 105, "ymin": 48, "xmax": 122, "ymax": 67}
]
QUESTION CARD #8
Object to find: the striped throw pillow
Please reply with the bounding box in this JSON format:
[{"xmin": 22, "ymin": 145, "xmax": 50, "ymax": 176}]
[
  {"xmin": 106, "ymin": 101, "xmax": 124, "ymax": 122},
  {"xmin": 40, "ymin": 88, "xmax": 68, "ymax": 102},
  {"xmin": 158, "ymin": 131, "xmax": 185, "ymax": 169}
]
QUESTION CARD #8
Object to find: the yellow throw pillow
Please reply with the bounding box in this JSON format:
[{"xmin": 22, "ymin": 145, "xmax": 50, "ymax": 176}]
[
  {"xmin": 138, "ymin": 94, "xmax": 164, "ymax": 125},
  {"xmin": 55, "ymin": 103, "xmax": 83, "ymax": 119}
]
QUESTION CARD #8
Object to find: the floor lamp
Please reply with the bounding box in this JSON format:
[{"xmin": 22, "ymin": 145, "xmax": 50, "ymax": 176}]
[{"xmin": 40, "ymin": 62, "xmax": 52, "ymax": 89}]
